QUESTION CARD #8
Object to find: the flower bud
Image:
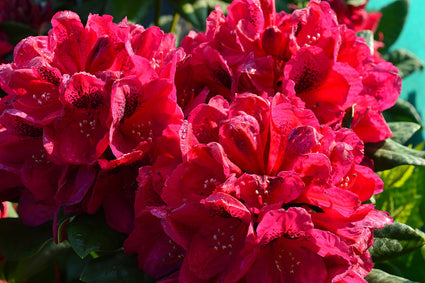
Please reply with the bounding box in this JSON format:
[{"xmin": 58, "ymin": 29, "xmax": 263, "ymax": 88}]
[{"xmin": 261, "ymin": 26, "xmax": 288, "ymax": 56}]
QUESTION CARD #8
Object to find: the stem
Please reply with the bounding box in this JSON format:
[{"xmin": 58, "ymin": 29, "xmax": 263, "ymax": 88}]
[
  {"xmin": 170, "ymin": 13, "xmax": 180, "ymax": 34},
  {"xmin": 154, "ymin": 0, "xmax": 163, "ymax": 27}
]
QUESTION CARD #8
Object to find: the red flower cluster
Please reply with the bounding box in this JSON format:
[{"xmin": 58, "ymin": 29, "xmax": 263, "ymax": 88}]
[
  {"xmin": 0, "ymin": 11, "xmax": 183, "ymax": 231},
  {"xmin": 125, "ymin": 91, "xmax": 392, "ymax": 282},
  {"xmin": 0, "ymin": 0, "xmax": 400, "ymax": 282},
  {"xmin": 177, "ymin": 0, "xmax": 400, "ymax": 143}
]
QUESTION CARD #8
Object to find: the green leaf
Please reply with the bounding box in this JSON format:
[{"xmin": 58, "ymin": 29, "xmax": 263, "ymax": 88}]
[
  {"xmin": 383, "ymin": 49, "xmax": 424, "ymax": 78},
  {"xmin": 376, "ymin": 162, "xmax": 425, "ymax": 227},
  {"xmin": 73, "ymin": 0, "xmax": 110, "ymax": 23},
  {"xmin": 158, "ymin": 14, "xmax": 175, "ymax": 34},
  {"xmin": 342, "ymin": 105, "xmax": 355, "ymax": 128},
  {"xmin": 66, "ymin": 212, "xmax": 126, "ymax": 259},
  {"xmin": 23, "ymin": 263, "xmax": 57, "ymax": 283},
  {"xmin": 387, "ymin": 122, "xmax": 422, "ymax": 144},
  {"xmin": 357, "ymin": 30, "xmax": 374, "ymax": 53},
  {"xmin": 80, "ymin": 252, "xmax": 155, "ymax": 283},
  {"xmin": 369, "ymin": 222, "xmax": 425, "ymax": 262},
  {"xmin": 374, "ymin": 161, "xmax": 425, "ymax": 280},
  {"xmin": 110, "ymin": 0, "xmax": 155, "ymax": 23},
  {"xmin": 6, "ymin": 239, "xmax": 70, "ymax": 283},
  {"xmin": 375, "ymin": 0, "xmax": 409, "ymax": 53},
  {"xmin": 51, "ymin": 0, "xmax": 76, "ymax": 11},
  {"xmin": 6, "ymin": 202, "xmax": 18, "ymax": 218},
  {"xmin": 377, "ymin": 227, "xmax": 425, "ymax": 277},
  {"xmin": 207, "ymin": 0, "xmax": 231, "ymax": 12},
  {"xmin": 0, "ymin": 21, "xmax": 37, "ymax": 45},
  {"xmin": 375, "ymin": 165, "xmax": 425, "ymax": 227},
  {"xmin": 366, "ymin": 268, "xmax": 418, "ymax": 282},
  {"xmin": 383, "ymin": 98, "xmax": 423, "ymax": 125},
  {"xmin": 377, "ymin": 164, "xmax": 414, "ymax": 190},
  {"xmin": 167, "ymin": 0, "xmax": 209, "ymax": 30},
  {"xmin": 56, "ymin": 249, "xmax": 92, "ymax": 283},
  {"xmin": 275, "ymin": 0, "xmax": 292, "ymax": 12},
  {"xmin": 0, "ymin": 219, "xmax": 52, "ymax": 261},
  {"xmin": 375, "ymin": 245, "xmax": 425, "ymax": 282},
  {"xmin": 365, "ymin": 139, "xmax": 425, "ymax": 171}
]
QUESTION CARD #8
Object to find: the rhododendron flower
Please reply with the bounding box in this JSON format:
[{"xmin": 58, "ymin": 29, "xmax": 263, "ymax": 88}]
[
  {"xmin": 0, "ymin": 0, "xmax": 401, "ymax": 281},
  {"xmin": 160, "ymin": 193, "xmax": 257, "ymax": 282},
  {"xmin": 124, "ymin": 210, "xmax": 186, "ymax": 279},
  {"xmin": 176, "ymin": 0, "xmax": 401, "ymax": 143},
  {"xmin": 126, "ymin": 84, "xmax": 393, "ymax": 281},
  {"xmin": 85, "ymin": 150, "xmax": 146, "ymax": 234},
  {"xmin": 0, "ymin": 10, "xmax": 184, "ymax": 227},
  {"xmin": 110, "ymin": 76, "xmax": 182, "ymax": 157},
  {"xmin": 327, "ymin": 0, "xmax": 382, "ymax": 32},
  {"xmin": 44, "ymin": 72, "xmax": 111, "ymax": 164},
  {"xmin": 245, "ymin": 207, "xmax": 351, "ymax": 283}
]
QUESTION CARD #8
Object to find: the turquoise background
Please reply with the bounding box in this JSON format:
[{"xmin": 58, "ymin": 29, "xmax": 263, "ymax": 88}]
[{"xmin": 367, "ymin": 0, "xmax": 425, "ymax": 140}]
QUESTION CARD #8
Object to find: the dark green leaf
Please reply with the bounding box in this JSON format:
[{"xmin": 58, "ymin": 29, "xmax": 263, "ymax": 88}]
[
  {"xmin": 365, "ymin": 139, "xmax": 425, "ymax": 171},
  {"xmin": 185, "ymin": 0, "xmax": 208, "ymax": 30},
  {"xmin": 342, "ymin": 105, "xmax": 355, "ymax": 129},
  {"xmin": 8, "ymin": 240, "xmax": 70, "ymax": 283},
  {"xmin": 370, "ymin": 222, "xmax": 425, "ymax": 262},
  {"xmin": 366, "ymin": 268, "xmax": 418, "ymax": 282},
  {"xmin": 275, "ymin": 0, "xmax": 292, "ymax": 12},
  {"xmin": 56, "ymin": 249, "xmax": 92, "ymax": 283},
  {"xmin": 373, "ymin": 261, "xmax": 405, "ymax": 279},
  {"xmin": 80, "ymin": 252, "xmax": 155, "ymax": 283},
  {"xmin": 383, "ymin": 49, "xmax": 424, "ymax": 78},
  {"xmin": 73, "ymin": 0, "xmax": 111, "ymax": 22},
  {"xmin": 383, "ymin": 98, "xmax": 423, "ymax": 125},
  {"xmin": 51, "ymin": 0, "xmax": 76, "ymax": 11},
  {"xmin": 158, "ymin": 15, "xmax": 175, "ymax": 34},
  {"xmin": 24, "ymin": 263, "xmax": 57, "ymax": 283},
  {"xmin": 384, "ymin": 245, "xmax": 425, "ymax": 282},
  {"xmin": 66, "ymin": 212, "xmax": 126, "ymax": 259},
  {"xmin": 1, "ymin": 21, "xmax": 36, "ymax": 45},
  {"xmin": 111, "ymin": 0, "xmax": 155, "ymax": 23},
  {"xmin": 357, "ymin": 30, "xmax": 374, "ymax": 53},
  {"xmin": 0, "ymin": 219, "xmax": 52, "ymax": 261},
  {"xmin": 387, "ymin": 122, "xmax": 422, "ymax": 144},
  {"xmin": 167, "ymin": 0, "xmax": 209, "ymax": 30},
  {"xmin": 375, "ymin": 0, "xmax": 409, "ymax": 53}
]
